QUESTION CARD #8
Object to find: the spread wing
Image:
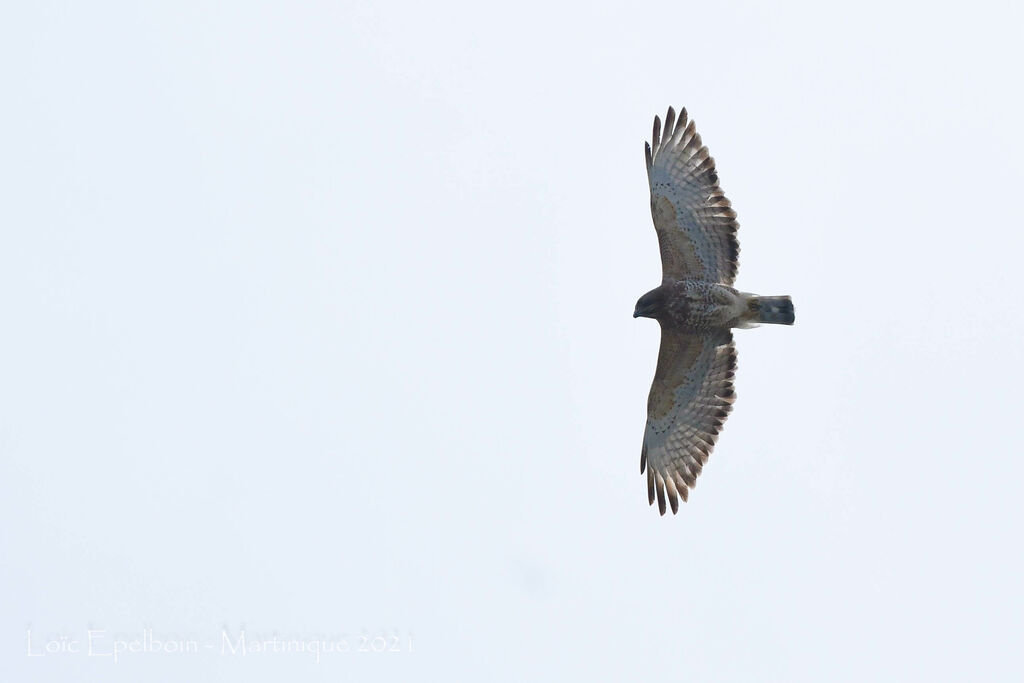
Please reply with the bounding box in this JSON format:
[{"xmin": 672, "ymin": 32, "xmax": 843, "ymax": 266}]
[
  {"xmin": 641, "ymin": 329, "xmax": 736, "ymax": 514},
  {"xmin": 645, "ymin": 107, "xmax": 740, "ymax": 285}
]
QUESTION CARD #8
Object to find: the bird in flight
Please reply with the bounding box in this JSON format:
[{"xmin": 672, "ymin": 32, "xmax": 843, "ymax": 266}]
[{"xmin": 636, "ymin": 106, "xmax": 794, "ymax": 514}]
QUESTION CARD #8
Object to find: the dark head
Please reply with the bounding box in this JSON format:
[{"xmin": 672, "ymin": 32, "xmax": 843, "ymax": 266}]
[{"xmin": 633, "ymin": 286, "xmax": 668, "ymax": 320}]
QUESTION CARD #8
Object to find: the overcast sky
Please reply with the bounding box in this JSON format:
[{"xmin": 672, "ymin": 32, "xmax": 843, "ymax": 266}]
[{"xmin": 3, "ymin": 1, "xmax": 1023, "ymax": 681}]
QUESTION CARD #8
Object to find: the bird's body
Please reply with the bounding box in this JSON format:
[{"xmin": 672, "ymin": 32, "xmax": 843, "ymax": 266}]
[
  {"xmin": 634, "ymin": 106, "xmax": 795, "ymax": 514},
  {"xmin": 637, "ymin": 280, "xmax": 751, "ymax": 331}
]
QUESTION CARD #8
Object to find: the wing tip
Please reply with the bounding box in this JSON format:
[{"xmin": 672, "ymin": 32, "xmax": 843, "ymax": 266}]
[
  {"xmin": 664, "ymin": 106, "xmax": 676, "ymax": 140},
  {"xmin": 650, "ymin": 106, "xmax": 688, "ymax": 154},
  {"xmin": 645, "ymin": 465, "xmax": 694, "ymax": 514},
  {"xmin": 647, "ymin": 467, "xmax": 655, "ymax": 505},
  {"xmin": 665, "ymin": 476, "xmax": 680, "ymax": 514}
]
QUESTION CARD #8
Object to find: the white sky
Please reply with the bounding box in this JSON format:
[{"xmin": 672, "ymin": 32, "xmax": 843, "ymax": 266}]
[{"xmin": 3, "ymin": 1, "xmax": 1023, "ymax": 681}]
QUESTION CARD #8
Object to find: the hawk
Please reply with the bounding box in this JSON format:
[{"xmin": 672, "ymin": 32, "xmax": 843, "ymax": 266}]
[{"xmin": 635, "ymin": 106, "xmax": 795, "ymax": 514}]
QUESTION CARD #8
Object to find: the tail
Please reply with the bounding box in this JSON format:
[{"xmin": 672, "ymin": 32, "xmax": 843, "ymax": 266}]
[{"xmin": 749, "ymin": 295, "xmax": 795, "ymax": 325}]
